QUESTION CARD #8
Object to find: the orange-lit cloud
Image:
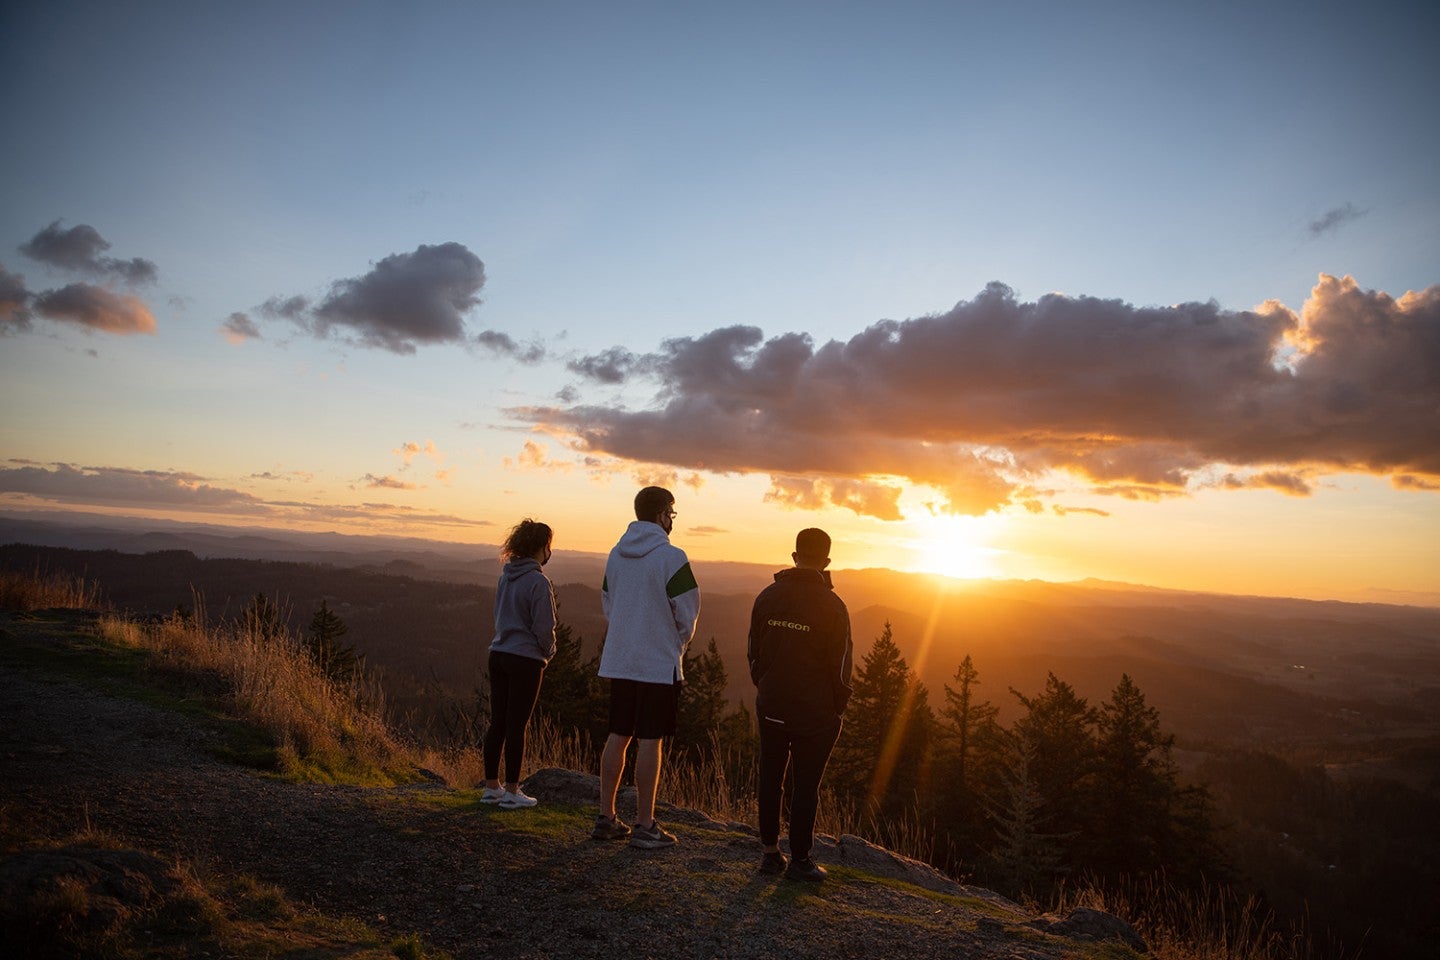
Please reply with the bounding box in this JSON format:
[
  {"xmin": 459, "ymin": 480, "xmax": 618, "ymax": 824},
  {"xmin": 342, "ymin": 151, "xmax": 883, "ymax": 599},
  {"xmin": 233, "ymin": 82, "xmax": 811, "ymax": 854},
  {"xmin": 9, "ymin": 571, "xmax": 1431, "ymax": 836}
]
[
  {"xmin": 1221, "ymin": 471, "xmax": 1314, "ymax": 496},
  {"xmin": 1053, "ymin": 505, "xmax": 1110, "ymax": 517},
  {"xmin": 1393, "ymin": 475, "xmax": 1440, "ymax": 492},
  {"xmin": 221, "ymin": 312, "xmax": 261, "ymax": 343},
  {"xmin": 363, "ymin": 474, "xmax": 419, "ymax": 491},
  {"xmin": 394, "ymin": 440, "xmax": 441, "ymax": 467},
  {"xmin": 33, "ymin": 283, "xmax": 156, "ymax": 335},
  {"xmin": 505, "ymin": 440, "xmax": 572, "ymax": 473},
  {"xmin": 765, "ymin": 476, "xmax": 904, "ymax": 521},
  {"xmin": 524, "ymin": 275, "xmax": 1439, "ymax": 519},
  {"xmin": 6, "ymin": 222, "xmax": 161, "ymax": 337}
]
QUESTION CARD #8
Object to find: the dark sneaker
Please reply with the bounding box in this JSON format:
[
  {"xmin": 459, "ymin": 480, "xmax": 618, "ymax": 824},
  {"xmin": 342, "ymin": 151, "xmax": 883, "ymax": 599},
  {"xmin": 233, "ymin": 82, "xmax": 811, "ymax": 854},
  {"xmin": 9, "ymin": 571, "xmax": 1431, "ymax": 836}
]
[
  {"xmin": 628, "ymin": 820, "xmax": 678, "ymax": 849},
  {"xmin": 591, "ymin": 815, "xmax": 632, "ymax": 841},
  {"xmin": 759, "ymin": 851, "xmax": 788, "ymax": 875},
  {"xmin": 784, "ymin": 857, "xmax": 827, "ymax": 882}
]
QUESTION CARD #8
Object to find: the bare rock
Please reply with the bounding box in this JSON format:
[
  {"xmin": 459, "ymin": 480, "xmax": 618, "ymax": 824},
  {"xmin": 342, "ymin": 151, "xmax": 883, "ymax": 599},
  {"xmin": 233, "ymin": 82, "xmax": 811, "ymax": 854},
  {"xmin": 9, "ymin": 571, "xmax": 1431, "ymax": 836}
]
[{"xmin": 1027, "ymin": 906, "xmax": 1148, "ymax": 953}]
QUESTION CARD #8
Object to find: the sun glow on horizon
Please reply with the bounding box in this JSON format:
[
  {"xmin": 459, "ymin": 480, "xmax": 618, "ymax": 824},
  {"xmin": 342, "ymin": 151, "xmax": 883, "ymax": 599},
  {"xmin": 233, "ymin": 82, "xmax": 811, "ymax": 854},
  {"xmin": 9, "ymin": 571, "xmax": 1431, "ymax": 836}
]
[{"xmin": 905, "ymin": 514, "xmax": 1005, "ymax": 580}]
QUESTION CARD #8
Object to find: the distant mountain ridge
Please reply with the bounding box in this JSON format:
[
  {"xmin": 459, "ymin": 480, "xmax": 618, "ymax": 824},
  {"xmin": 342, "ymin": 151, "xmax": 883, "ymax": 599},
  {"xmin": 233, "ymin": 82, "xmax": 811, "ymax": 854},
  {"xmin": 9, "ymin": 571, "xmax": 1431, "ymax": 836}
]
[{"xmin": 4, "ymin": 514, "xmax": 1438, "ymax": 770}]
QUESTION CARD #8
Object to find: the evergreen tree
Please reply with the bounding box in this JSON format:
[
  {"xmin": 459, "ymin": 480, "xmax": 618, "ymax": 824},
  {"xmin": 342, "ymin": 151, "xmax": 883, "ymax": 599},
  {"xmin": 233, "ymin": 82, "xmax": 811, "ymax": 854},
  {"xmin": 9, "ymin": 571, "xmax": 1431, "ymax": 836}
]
[
  {"xmin": 306, "ymin": 599, "xmax": 360, "ymax": 681},
  {"xmin": 981, "ymin": 728, "xmax": 1068, "ymax": 899},
  {"xmin": 1009, "ymin": 672, "xmax": 1097, "ymax": 871},
  {"xmin": 830, "ymin": 622, "xmax": 934, "ymax": 807},
  {"xmin": 241, "ymin": 592, "xmax": 285, "ymax": 641},
  {"xmin": 1092, "ymin": 673, "xmax": 1219, "ymax": 882},
  {"xmin": 940, "ymin": 654, "xmax": 1000, "ymax": 792},
  {"xmin": 534, "ymin": 618, "xmax": 606, "ymax": 750},
  {"xmin": 936, "ymin": 654, "xmax": 1002, "ymax": 862},
  {"xmin": 676, "ymin": 637, "xmax": 730, "ymax": 761}
]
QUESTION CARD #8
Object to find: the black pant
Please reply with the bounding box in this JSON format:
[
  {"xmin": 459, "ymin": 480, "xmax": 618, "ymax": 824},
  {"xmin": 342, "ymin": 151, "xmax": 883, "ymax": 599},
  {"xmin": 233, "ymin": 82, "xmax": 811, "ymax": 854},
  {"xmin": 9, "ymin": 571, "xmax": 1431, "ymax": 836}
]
[
  {"xmin": 758, "ymin": 716, "xmax": 841, "ymax": 861},
  {"xmin": 483, "ymin": 650, "xmax": 546, "ymax": 783}
]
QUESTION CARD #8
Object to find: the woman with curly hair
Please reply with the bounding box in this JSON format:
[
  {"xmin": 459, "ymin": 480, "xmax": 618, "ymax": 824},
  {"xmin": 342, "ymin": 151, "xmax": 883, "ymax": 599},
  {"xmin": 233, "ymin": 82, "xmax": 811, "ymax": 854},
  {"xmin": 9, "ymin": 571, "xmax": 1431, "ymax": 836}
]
[{"xmin": 480, "ymin": 518, "xmax": 557, "ymax": 809}]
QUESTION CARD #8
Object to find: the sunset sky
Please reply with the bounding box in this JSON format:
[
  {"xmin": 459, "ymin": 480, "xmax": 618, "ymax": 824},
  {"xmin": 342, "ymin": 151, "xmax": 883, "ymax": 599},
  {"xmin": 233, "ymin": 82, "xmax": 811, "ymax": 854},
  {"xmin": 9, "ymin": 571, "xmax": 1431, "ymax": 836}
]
[{"xmin": 2, "ymin": 1, "xmax": 1437, "ymax": 603}]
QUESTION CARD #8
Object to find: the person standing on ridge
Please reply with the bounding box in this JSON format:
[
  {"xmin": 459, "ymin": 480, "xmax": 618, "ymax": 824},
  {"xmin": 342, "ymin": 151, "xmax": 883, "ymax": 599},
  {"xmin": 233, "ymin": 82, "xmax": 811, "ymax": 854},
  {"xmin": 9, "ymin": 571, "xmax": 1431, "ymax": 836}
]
[
  {"xmin": 592, "ymin": 486, "xmax": 700, "ymax": 849},
  {"xmin": 748, "ymin": 527, "xmax": 853, "ymax": 881},
  {"xmin": 480, "ymin": 518, "xmax": 558, "ymax": 810}
]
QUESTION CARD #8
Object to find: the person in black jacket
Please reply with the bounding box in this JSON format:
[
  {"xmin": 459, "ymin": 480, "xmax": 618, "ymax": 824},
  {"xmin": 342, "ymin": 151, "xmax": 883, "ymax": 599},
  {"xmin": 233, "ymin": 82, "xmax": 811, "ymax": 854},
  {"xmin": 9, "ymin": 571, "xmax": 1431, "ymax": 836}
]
[{"xmin": 748, "ymin": 527, "xmax": 853, "ymax": 881}]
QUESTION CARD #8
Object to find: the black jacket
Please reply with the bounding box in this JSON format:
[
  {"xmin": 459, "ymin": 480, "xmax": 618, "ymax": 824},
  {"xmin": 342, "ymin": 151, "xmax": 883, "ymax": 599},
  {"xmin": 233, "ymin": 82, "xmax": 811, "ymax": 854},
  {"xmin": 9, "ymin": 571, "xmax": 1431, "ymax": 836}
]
[{"xmin": 748, "ymin": 567, "xmax": 853, "ymax": 732}]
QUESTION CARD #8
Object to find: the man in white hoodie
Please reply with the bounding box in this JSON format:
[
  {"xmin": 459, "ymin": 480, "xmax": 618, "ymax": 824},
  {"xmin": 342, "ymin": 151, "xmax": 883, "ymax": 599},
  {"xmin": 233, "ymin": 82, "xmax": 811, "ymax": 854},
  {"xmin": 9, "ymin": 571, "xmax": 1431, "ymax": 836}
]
[{"xmin": 592, "ymin": 486, "xmax": 701, "ymax": 848}]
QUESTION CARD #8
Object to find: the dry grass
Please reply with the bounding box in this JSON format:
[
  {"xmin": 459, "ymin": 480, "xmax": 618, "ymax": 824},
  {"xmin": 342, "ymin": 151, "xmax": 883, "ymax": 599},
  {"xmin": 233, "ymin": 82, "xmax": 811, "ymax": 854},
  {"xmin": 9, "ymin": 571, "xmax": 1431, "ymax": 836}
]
[
  {"xmin": 1051, "ymin": 876, "xmax": 1359, "ymax": 960},
  {"xmin": 0, "ymin": 567, "xmax": 104, "ymax": 612},
  {"xmin": 96, "ymin": 604, "xmax": 415, "ymax": 786}
]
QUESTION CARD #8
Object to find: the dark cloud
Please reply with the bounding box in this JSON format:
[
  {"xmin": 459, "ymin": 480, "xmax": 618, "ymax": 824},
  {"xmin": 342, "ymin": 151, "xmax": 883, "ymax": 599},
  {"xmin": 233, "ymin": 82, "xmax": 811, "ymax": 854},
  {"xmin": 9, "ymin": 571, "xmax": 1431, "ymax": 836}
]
[
  {"xmin": 19, "ymin": 220, "xmax": 158, "ymax": 285},
  {"xmin": 520, "ymin": 276, "xmax": 1440, "ymax": 519},
  {"xmin": 221, "ymin": 312, "xmax": 261, "ymax": 343},
  {"xmin": 310, "ymin": 242, "xmax": 485, "ymax": 353},
  {"xmin": 258, "ymin": 295, "xmax": 310, "ymax": 320},
  {"xmin": 0, "ymin": 461, "xmax": 491, "ymax": 530},
  {"xmin": 0, "ymin": 463, "xmax": 262, "ymax": 509},
  {"xmin": 33, "ymin": 283, "xmax": 157, "ymax": 335},
  {"xmin": 0, "ymin": 263, "xmax": 34, "ymax": 333},
  {"xmin": 247, "ymin": 243, "xmax": 488, "ymax": 354},
  {"xmin": 567, "ymin": 346, "xmax": 653, "ymax": 383},
  {"xmin": 475, "ymin": 329, "xmax": 546, "ymax": 364},
  {"xmin": 1308, "ymin": 203, "xmax": 1366, "ymax": 238}
]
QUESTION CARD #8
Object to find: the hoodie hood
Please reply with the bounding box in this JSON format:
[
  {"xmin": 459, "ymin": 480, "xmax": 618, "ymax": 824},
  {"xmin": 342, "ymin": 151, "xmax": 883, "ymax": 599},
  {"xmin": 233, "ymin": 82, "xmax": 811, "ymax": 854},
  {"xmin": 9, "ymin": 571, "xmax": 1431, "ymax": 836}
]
[
  {"xmin": 616, "ymin": 520, "xmax": 671, "ymax": 559},
  {"xmin": 502, "ymin": 557, "xmax": 543, "ymax": 582}
]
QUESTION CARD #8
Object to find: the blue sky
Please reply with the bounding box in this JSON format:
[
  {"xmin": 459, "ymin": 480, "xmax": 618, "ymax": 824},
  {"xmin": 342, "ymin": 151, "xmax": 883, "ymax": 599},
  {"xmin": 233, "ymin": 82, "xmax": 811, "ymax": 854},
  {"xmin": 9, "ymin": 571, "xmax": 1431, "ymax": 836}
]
[{"xmin": 2, "ymin": 0, "xmax": 1437, "ymax": 601}]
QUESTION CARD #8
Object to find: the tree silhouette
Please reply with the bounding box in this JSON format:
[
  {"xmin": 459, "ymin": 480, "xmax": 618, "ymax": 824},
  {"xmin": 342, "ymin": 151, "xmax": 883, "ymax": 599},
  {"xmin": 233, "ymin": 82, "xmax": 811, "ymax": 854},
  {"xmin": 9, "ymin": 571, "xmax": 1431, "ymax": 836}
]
[
  {"xmin": 306, "ymin": 599, "xmax": 360, "ymax": 681},
  {"xmin": 936, "ymin": 653, "xmax": 1002, "ymax": 861},
  {"xmin": 831, "ymin": 622, "xmax": 934, "ymax": 808},
  {"xmin": 676, "ymin": 637, "xmax": 730, "ymax": 761},
  {"xmin": 533, "ymin": 618, "xmax": 605, "ymax": 750},
  {"xmin": 982, "ymin": 729, "xmax": 1067, "ymax": 898},
  {"xmin": 940, "ymin": 654, "xmax": 999, "ymax": 792},
  {"xmin": 241, "ymin": 592, "xmax": 285, "ymax": 641},
  {"xmin": 1009, "ymin": 672, "xmax": 1097, "ymax": 872},
  {"xmin": 1091, "ymin": 673, "xmax": 1219, "ymax": 881}
]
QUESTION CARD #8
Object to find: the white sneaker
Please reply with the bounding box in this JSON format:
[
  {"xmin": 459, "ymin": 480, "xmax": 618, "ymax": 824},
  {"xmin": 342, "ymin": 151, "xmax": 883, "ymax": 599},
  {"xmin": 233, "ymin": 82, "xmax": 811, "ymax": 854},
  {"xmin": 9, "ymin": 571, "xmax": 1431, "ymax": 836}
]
[
  {"xmin": 498, "ymin": 788, "xmax": 538, "ymax": 809},
  {"xmin": 479, "ymin": 786, "xmax": 507, "ymax": 804}
]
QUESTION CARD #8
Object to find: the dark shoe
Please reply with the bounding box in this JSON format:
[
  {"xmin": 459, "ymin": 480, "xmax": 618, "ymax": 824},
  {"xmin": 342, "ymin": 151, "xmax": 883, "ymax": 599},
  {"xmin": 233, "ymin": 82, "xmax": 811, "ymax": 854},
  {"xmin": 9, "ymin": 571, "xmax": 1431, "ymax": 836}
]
[
  {"xmin": 785, "ymin": 857, "xmax": 827, "ymax": 882},
  {"xmin": 759, "ymin": 851, "xmax": 787, "ymax": 875},
  {"xmin": 591, "ymin": 815, "xmax": 632, "ymax": 841},
  {"xmin": 628, "ymin": 820, "xmax": 678, "ymax": 849}
]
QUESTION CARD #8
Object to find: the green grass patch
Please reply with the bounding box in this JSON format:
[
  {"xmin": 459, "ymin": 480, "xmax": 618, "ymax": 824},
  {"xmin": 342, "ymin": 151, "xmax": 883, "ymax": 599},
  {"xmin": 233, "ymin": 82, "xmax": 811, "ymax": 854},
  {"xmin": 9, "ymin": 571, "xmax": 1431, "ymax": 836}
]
[
  {"xmin": 386, "ymin": 790, "xmax": 594, "ymax": 841},
  {"xmin": 273, "ymin": 748, "xmax": 416, "ymax": 788}
]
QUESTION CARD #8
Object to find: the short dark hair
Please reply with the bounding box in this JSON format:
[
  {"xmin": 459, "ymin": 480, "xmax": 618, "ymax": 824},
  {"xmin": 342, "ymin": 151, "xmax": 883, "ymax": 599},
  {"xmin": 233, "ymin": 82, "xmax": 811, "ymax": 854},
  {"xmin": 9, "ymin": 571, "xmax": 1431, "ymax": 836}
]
[
  {"xmin": 794, "ymin": 527, "xmax": 831, "ymax": 562},
  {"xmin": 634, "ymin": 486, "xmax": 674, "ymax": 522},
  {"xmin": 501, "ymin": 518, "xmax": 552, "ymax": 561}
]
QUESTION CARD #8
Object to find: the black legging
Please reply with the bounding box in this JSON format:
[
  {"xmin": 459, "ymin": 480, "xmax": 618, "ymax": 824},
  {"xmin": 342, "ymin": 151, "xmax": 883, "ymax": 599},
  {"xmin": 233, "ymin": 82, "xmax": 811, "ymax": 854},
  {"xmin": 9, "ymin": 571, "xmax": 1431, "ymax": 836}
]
[
  {"xmin": 482, "ymin": 650, "xmax": 546, "ymax": 784},
  {"xmin": 758, "ymin": 716, "xmax": 842, "ymax": 861}
]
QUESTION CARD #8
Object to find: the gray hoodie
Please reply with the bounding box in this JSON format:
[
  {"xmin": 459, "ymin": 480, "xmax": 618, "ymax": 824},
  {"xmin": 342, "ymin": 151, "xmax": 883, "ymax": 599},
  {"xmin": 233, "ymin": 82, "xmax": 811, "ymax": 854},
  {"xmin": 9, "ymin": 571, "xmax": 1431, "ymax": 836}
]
[
  {"xmin": 599, "ymin": 520, "xmax": 701, "ymax": 683},
  {"xmin": 490, "ymin": 557, "xmax": 557, "ymax": 663}
]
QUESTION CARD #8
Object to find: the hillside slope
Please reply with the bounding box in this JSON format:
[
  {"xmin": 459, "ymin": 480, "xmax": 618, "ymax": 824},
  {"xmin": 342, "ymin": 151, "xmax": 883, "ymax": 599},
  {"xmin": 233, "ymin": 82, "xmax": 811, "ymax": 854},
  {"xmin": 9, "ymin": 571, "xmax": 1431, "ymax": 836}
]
[{"xmin": 1, "ymin": 609, "xmax": 1144, "ymax": 959}]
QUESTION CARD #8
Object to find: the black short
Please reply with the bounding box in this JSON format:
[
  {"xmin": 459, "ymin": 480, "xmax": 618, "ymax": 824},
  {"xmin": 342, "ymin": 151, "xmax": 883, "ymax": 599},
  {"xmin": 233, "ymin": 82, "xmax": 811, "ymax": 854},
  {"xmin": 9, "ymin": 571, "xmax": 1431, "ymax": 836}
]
[{"xmin": 607, "ymin": 677, "xmax": 681, "ymax": 740}]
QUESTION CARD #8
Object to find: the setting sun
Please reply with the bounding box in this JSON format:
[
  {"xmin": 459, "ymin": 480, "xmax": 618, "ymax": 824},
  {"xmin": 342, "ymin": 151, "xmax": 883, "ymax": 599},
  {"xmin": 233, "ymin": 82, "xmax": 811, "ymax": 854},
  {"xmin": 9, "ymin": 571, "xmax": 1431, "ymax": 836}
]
[{"xmin": 907, "ymin": 515, "xmax": 1002, "ymax": 580}]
